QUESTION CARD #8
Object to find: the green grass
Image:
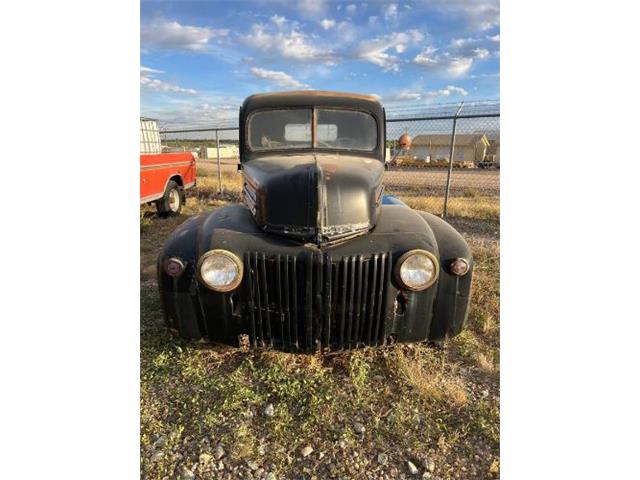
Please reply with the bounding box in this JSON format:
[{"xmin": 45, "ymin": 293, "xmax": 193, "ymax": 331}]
[{"xmin": 140, "ymin": 167, "xmax": 500, "ymax": 479}]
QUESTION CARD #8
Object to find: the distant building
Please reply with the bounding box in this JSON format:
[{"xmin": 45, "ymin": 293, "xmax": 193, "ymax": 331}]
[
  {"xmin": 205, "ymin": 145, "xmax": 239, "ymax": 159},
  {"xmin": 410, "ymin": 134, "xmax": 490, "ymax": 164},
  {"xmin": 486, "ymin": 134, "xmax": 500, "ymax": 165}
]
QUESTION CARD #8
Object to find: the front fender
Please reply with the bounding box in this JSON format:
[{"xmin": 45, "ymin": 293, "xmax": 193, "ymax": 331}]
[{"xmin": 417, "ymin": 212, "xmax": 473, "ymax": 341}]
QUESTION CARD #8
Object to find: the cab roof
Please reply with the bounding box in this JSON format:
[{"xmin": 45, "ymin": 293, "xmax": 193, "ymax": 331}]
[{"xmin": 242, "ymin": 90, "xmax": 383, "ymax": 115}]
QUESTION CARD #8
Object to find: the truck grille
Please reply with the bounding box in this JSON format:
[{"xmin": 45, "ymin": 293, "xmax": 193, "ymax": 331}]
[{"xmin": 244, "ymin": 251, "xmax": 391, "ymax": 352}]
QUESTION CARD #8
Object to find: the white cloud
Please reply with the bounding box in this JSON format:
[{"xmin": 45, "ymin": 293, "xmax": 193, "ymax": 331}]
[
  {"xmin": 357, "ymin": 30, "xmax": 424, "ymax": 71},
  {"xmin": 472, "ymin": 47, "xmax": 490, "ymax": 59},
  {"xmin": 451, "ymin": 37, "xmax": 475, "ymax": 48},
  {"xmin": 438, "ymin": 85, "xmax": 468, "ymax": 96},
  {"xmin": 384, "ymin": 85, "xmax": 468, "ymax": 102},
  {"xmin": 414, "ymin": 42, "xmax": 492, "ymax": 77},
  {"xmin": 320, "ymin": 18, "xmax": 336, "ymax": 30},
  {"xmin": 345, "ymin": 4, "xmax": 358, "ymax": 14},
  {"xmin": 383, "ymin": 3, "xmax": 399, "ymax": 22},
  {"xmin": 141, "ymin": 18, "xmax": 228, "ymax": 52},
  {"xmin": 297, "ymin": 0, "xmax": 328, "ymax": 17},
  {"xmin": 448, "ymin": 36, "xmax": 498, "ymax": 65},
  {"xmin": 445, "ymin": 57, "xmax": 474, "ymax": 76},
  {"xmin": 144, "ymin": 100, "xmax": 239, "ymax": 129},
  {"xmin": 140, "ymin": 66, "xmax": 197, "ymax": 95},
  {"xmin": 336, "ymin": 21, "xmax": 357, "ymax": 42},
  {"xmin": 413, "ymin": 47, "xmax": 478, "ymax": 78},
  {"xmin": 270, "ymin": 15, "xmax": 286, "ymax": 27},
  {"xmin": 245, "ymin": 24, "xmax": 335, "ymax": 62},
  {"xmin": 420, "ymin": 0, "xmax": 499, "ymax": 31},
  {"xmin": 140, "ymin": 66, "xmax": 162, "ymax": 75},
  {"xmin": 450, "ymin": 35, "xmax": 499, "ymax": 53},
  {"xmin": 249, "ymin": 67, "xmax": 308, "ymax": 88}
]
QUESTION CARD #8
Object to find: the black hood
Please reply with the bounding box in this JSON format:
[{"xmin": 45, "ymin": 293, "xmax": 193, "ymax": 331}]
[{"xmin": 242, "ymin": 153, "xmax": 385, "ymax": 244}]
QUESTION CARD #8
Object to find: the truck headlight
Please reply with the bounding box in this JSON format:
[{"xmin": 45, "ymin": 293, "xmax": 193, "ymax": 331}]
[
  {"xmin": 395, "ymin": 249, "xmax": 439, "ymax": 291},
  {"xmin": 197, "ymin": 249, "xmax": 243, "ymax": 292}
]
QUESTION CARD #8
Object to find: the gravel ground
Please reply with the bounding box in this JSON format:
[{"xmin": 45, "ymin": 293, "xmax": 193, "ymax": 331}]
[{"xmin": 141, "ymin": 184, "xmax": 500, "ymax": 480}]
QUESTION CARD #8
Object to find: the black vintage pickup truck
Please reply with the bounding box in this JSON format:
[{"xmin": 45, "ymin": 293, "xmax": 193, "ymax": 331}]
[{"xmin": 158, "ymin": 91, "xmax": 473, "ymax": 352}]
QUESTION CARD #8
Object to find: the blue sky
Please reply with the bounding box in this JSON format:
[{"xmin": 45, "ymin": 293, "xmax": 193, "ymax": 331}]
[{"xmin": 141, "ymin": 0, "xmax": 499, "ymax": 127}]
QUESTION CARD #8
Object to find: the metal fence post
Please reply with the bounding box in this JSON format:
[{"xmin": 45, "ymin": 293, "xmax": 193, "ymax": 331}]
[
  {"xmin": 215, "ymin": 129, "xmax": 222, "ymax": 194},
  {"xmin": 443, "ymin": 103, "xmax": 464, "ymax": 218}
]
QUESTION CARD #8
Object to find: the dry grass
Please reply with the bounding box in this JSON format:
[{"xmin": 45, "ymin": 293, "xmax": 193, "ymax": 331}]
[
  {"xmin": 140, "ymin": 166, "xmax": 500, "ymax": 479},
  {"xmin": 392, "ymin": 347, "xmax": 469, "ymax": 408},
  {"xmin": 401, "ymin": 195, "xmax": 500, "ymax": 220}
]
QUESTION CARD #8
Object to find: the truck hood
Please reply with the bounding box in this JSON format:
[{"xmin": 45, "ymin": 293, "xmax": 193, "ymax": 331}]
[{"xmin": 242, "ymin": 153, "xmax": 385, "ymax": 244}]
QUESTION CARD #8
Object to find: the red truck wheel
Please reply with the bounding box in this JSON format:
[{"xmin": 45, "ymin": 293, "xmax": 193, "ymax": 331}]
[{"xmin": 156, "ymin": 180, "xmax": 184, "ymax": 217}]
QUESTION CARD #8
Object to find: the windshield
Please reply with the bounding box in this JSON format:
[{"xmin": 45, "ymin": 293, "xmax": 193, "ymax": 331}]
[{"xmin": 248, "ymin": 108, "xmax": 377, "ymax": 152}]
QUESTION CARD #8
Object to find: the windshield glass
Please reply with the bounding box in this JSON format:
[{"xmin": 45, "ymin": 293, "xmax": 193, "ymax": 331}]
[
  {"xmin": 316, "ymin": 109, "xmax": 377, "ymax": 151},
  {"xmin": 248, "ymin": 108, "xmax": 377, "ymax": 152},
  {"xmin": 249, "ymin": 109, "xmax": 312, "ymax": 151}
]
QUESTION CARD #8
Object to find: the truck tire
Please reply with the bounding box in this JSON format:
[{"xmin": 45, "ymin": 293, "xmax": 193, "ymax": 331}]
[{"xmin": 156, "ymin": 180, "xmax": 184, "ymax": 217}]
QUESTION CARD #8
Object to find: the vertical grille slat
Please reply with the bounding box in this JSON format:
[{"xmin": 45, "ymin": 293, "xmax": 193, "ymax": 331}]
[
  {"xmin": 304, "ymin": 254, "xmax": 313, "ymax": 351},
  {"xmin": 367, "ymin": 254, "xmax": 379, "ymax": 345},
  {"xmin": 374, "ymin": 253, "xmax": 387, "ymax": 343},
  {"xmin": 323, "ymin": 257, "xmax": 332, "ymax": 349},
  {"xmin": 291, "ymin": 256, "xmax": 299, "ymax": 350},
  {"xmin": 354, "ymin": 256, "xmax": 364, "ymax": 348},
  {"xmin": 245, "ymin": 251, "xmax": 390, "ymax": 351},
  {"xmin": 283, "ymin": 256, "xmax": 291, "ymax": 349},
  {"xmin": 359, "ymin": 261, "xmax": 370, "ymax": 342},
  {"xmin": 245, "ymin": 253, "xmax": 258, "ymax": 348},
  {"xmin": 314, "ymin": 254, "xmax": 324, "ymax": 351},
  {"xmin": 252, "ymin": 253, "xmax": 264, "ymax": 346},
  {"xmin": 259, "ymin": 253, "xmax": 273, "ymax": 347},
  {"xmin": 339, "ymin": 257, "xmax": 348, "ymax": 350},
  {"xmin": 276, "ymin": 255, "xmax": 285, "ymax": 348},
  {"xmin": 347, "ymin": 256, "xmax": 356, "ymax": 348}
]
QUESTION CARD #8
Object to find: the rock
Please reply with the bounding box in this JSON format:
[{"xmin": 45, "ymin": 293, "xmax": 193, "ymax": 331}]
[
  {"xmin": 377, "ymin": 453, "xmax": 388, "ymax": 465},
  {"xmin": 481, "ymin": 389, "xmax": 490, "ymax": 398},
  {"xmin": 353, "ymin": 422, "xmax": 365, "ymax": 435},
  {"xmin": 422, "ymin": 473, "xmax": 432, "ymax": 479},
  {"xmin": 301, "ymin": 445, "xmax": 314, "ymax": 457},
  {"xmin": 199, "ymin": 453, "xmax": 213, "ymax": 466},
  {"xmin": 318, "ymin": 451, "xmax": 325, "ymax": 460},
  {"xmin": 214, "ymin": 445, "xmax": 225, "ymax": 460},
  {"xmin": 152, "ymin": 435, "xmax": 166, "ymax": 449},
  {"xmin": 179, "ymin": 466, "xmax": 196, "ymax": 480},
  {"xmin": 265, "ymin": 473, "xmax": 276, "ymax": 480},
  {"xmin": 264, "ymin": 403, "xmax": 275, "ymax": 417},
  {"xmin": 217, "ymin": 461, "xmax": 224, "ymax": 471},
  {"xmin": 338, "ymin": 439, "xmax": 347, "ymax": 449},
  {"xmin": 426, "ymin": 458, "xmax": 435, "ymax": 473},
  {"xmin": 407, "ymin": 461, "xmax": 419, "ymax": 475},
  {"xmin": 151, "ymin": 451, "xmax": 164, "ymax": 462},
  {"xmin": 247, "ymin": 460, "xmax": 259, "ymax": 471}
]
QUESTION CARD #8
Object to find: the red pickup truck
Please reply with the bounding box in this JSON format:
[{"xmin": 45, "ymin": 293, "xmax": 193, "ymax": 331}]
[{"xmin": 140, "ymin": 118, "xmax": 196, "ymax": 216}]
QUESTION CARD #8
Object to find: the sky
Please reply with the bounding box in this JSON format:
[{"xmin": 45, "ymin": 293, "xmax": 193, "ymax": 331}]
[{"xmin": 140, "ymin": 0, "xmax": 499, "ymax": 128}]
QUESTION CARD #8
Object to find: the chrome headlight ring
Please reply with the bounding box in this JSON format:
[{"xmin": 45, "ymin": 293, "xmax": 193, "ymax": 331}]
[
  {"xmin": 197, "ymin": 249, "xmax": 244, "ymax": 292},
  {"xmin": 394, "ymin": 249, "xmax": 440, "ymax": 291}
]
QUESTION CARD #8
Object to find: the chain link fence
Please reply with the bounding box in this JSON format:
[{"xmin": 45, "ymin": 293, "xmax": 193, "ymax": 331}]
[{"xmin": 158, "ymin": 101, "xmax": 499, "ymax": 220}]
